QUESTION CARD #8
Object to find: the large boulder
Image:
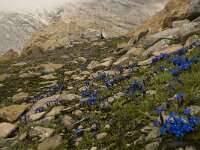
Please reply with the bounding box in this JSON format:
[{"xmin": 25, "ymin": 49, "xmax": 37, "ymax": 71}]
[
  {"xmin": 143, "ymin": 28, "xmax": 180, "ymax": 49},
  {"xmin": 179, "ymin": 22, "xmax": 200, "ymax": 45},
  {"xmin": 81, "ymin": 29, "xmax": 104, "ymax": 41},
  {"xmin": 0, "ymin": 123, "xmax": 16, "ymax": 139},
  {"xmin": 186, "ymin": 0, "xmax": 200, "ymax": 21},
  {"xmin": 0, "ymin": 104, "xmax": 29, "ymax": 123},
  {"xmin": 172, "ymin": 19, "xmax": 190, "ymax": 28}
]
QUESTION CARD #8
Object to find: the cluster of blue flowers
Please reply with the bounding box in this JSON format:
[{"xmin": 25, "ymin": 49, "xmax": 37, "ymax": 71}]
[
  {"xmin": 93, "ymin": 73, "xmax": 109, "ymax": 81},
  {"xmin": 31, "ymin": 84, "xmax": 65, "ymax": 103},
  {"xmin": 170, "ymin": 56, "xmax": 198, "ymax": 76},
  {"xmin": 19, "ymin": 114, "xmax": 30, "ymax": 124},
  {"xmin": 104, "ymin": 74, "xmax": 131, "ymax": 90},
  {"xmin": 81, "ymin": 90, "xmax": 99, "ymax": 106},
  {"xmin": 151, "ymin": 53, "xmax": 170, "ymax": 64},
  {"xmin": 34, "ymin": 106, "xmax": 45, "ymax": 113},
  {"xmin": 117, "ymin": 65, "xmax": 124, "ymax": 74},
  {"xmin": 154, "ymin": 108, "xmax": 199, "ymax": 138},
  {"xmin": 125, "ymin": 81, "xmax": 146, "ymax": 97}
]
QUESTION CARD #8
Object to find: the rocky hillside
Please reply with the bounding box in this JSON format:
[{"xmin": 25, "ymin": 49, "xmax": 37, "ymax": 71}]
[
  {"xmin": 0, "ymin": 0, "xmax": 200, "ymax": 150},
  {"xmin": 21, "ymin": 0, "xmax": 167, "ymax": 55}
]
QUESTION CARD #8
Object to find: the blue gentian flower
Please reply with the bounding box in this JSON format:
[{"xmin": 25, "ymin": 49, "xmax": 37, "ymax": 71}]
[{"xmin": 184, "ymin": 108, "xmax": 191, "ymax": 115}]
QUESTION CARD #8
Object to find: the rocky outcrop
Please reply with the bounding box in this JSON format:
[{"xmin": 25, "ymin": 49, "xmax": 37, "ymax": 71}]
[
  {"xmin": 127, "ymin": 0, "xmax": 192, "ymax": 37},
  {"xmin": 0, "ymin": 49, "xmax": 18, "ymax": 61}
]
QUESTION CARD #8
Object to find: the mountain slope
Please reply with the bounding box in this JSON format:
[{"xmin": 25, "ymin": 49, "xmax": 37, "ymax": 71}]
[
  {"xmin": 21, "ymin": 0, "xmax": 167, "ymax": 55},
  {"xmin": 0, "ymin": 8, "xmax": 63, "ymax": 54}
]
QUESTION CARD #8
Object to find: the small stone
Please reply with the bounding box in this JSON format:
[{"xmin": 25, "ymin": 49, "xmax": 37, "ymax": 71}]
[
  {"xmin": 138, "ymin": 58, "xmax": 152, "ymax": 66},
  {"xmin": 104, "ymin": 124, "xmax": 111, "ymax": 130},
  {"xmin": 189, "ymin": 105, "xmax": 200, "ymax": 115},
  {"xmin": 90, "ymin": 147, "xmax": 97, "ymax": 150},
  {"xmin": 40, "ymin": 74, "xmax": 57, "ymax": 80},
  {"xmin": 37, "ymin": 135, "xmax": 63, "ymax": 150},
  {"xmin": 72, "ymin": 110, "xmax": 82, "ymax": 116},
  {"xmin": 0, "ymin": 74, "xmax": 11, "ymax": 82},
  {"xmin": 113, "ymin": 56, "xmax": 132, "ymax": 66},
  {"xmin": 0, "ymin": 123, "xmax": 16, "ymax": 139},
  {"xmin": 18, "ymin": 132, "xmax": 27, "ymax": 141},
  {"xmin": 29, "ymin": 126, "xmax": 54, "ymax": 142},
  {"xmin": 145, "ymin": 128, "xmax": 160, "ymax": 142},
  {"xmin": 62, "ymin": 115, "xmax": 74, "ymax": 129},
  {"xmin": 96, "ymin": 132, "xmax": 107, "ymax": 140},
  {"xmin": 146, "ymin": 90, "xmax": 157, "ymax": 96},
  {"xmin": 134, "ymin": 135, "xmax": 146, "ymax": 145},
  {"xmin": 145, "ymin": 142, "xmax": 159, "ymax": 150}
]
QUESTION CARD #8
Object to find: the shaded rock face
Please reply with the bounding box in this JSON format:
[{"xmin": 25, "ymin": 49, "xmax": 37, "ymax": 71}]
[{"xmin": 186, "ymin": 0, "xmax": 200, "ymax": 20}]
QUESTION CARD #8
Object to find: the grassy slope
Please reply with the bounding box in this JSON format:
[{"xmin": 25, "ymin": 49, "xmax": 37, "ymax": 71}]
[{"xmin": 0, "ymin": 37, "xmax": 200, "ymax": 150}]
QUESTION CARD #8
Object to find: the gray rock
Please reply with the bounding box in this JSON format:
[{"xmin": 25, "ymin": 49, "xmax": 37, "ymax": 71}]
[
  {"xmin": 113, "ymin": 56, "xmax": 132, "ymax": 66},
  {"xmin": 145, "ymin": 128, "xmax": 160, "ymax": 142},
  {"xmin": 46, "ymin": 106, "xmax": 64, "ymax": 117},
  {"xmin": 138, "ymin": 58, "xmax": 152, "ymax": 66},
  {"xmin": 29, "ymin": 126, "xmax": 54, "ymax": 142},
  {"xmin": 172, "ymin": 20, "xmax": 190, "ymax": 28},
  {"xmin": 40, "ymin": 74, "xmax": 57, "ymax": 80},
  {"xmin": 96, "ymin": 132, "xmax": 107, "ymax": 140},
  {"xmin": 87, "ymin": 61, "xmax": 100, "ymax": 70},
  {"xmin": 179, "ymin": 22, "xmax": 200, "ymax": 45},
  {"xmin": 0, "ymin": 123, "xmax": 16, "ymax": 139},
  {"xmin": 145, "ymin": 142, "xmax": 159, "ymax": 150},
  {"xmin": 143, "ymin": 28, "xmax": 180, "ymax": 49},
  {"xmin": 20, "ymin": 72, "xmax": 40, "ymax": 78},
  {"xmin": 59, "ymin": 94, "xmax": 81, "ymax": 105},
  {"xmin": 189, "ymin": 105, "xmax": 200, "ymax": 115},
  {"xmin": 62, "ymin": 115, "xmax": 74, "ymax": 129},
  {"xmin": 0, "ymin": 138, "xmax": 16, "ymax": 148},
  {"xmin": 29, "ymin": 112, "xmax": 46, "ymax": 121},
  {"xmin": 37, "ymin": 135, "xmax": 63, "ymax": 150},
  {"xmin": 81, "ymin": 29, "xmax": 103, "ymax": 41},
  {"xmin": 41, "ymin": 68, "xmax": 55, "ymax": 75},
  {"xmin": 12, "ymin": 92, "xmax": 29, "ymax": 103},
  {"xmin": 0, "ymin": 74, "xmax": 10, "ymax": 82},
  {"xmin": 134, "ymin": 135, "xmax": 146, "ymax": 145},
  {"xmin": 186, "ymin": 0, "xmax": 200, "ymax": 20}
]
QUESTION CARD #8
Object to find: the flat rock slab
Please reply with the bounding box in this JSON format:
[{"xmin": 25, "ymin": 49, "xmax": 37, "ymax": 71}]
[
  {"xmin": 0, "ymin": 104, "xmax": 29, "ymax": 123},
  {"xmin": 29, "ymin": 126, "xmax": 54, "ymax": 142},
  {"xmin": 45, "ymin": 106, "xmax": 64, "ymax": 117},
  {"xmin": 152, "ymin": 44, "xmax": 183, "ymax": 56},
  {"xmin": 12, "ymin": 92, "xmax": 29, "ymax": 103},
  {"xmin": 39, "ymin": 63, "xmax": 63, "ymax": 70},
  {"xmin": 0, "ymin": 123, "xmax": 16, "ymax": 139},
  {"xmin": 37, "ymin": 135, "xmax": 63, "ymax": 150},
  {"xmin": 29, "ymin": 112, "xmax": 46, "ymax": 121}
]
